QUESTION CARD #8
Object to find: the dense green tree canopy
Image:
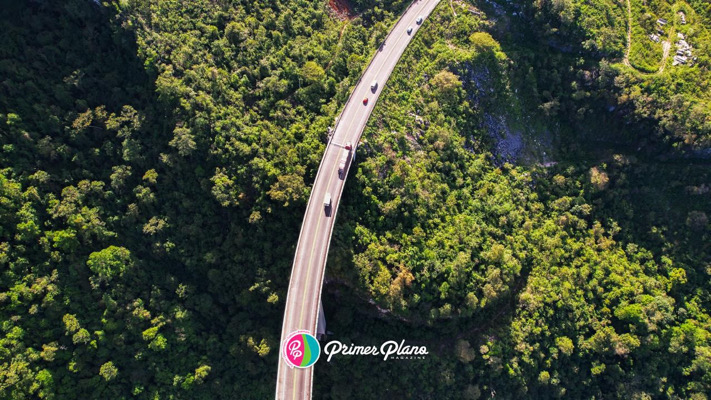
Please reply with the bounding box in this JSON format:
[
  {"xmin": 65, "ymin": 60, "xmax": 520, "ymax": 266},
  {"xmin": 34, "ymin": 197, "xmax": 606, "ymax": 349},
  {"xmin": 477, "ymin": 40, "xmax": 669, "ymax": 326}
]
[{"xmin": 0, "ymin": 0, "xmax": 709, "ymax": 399}]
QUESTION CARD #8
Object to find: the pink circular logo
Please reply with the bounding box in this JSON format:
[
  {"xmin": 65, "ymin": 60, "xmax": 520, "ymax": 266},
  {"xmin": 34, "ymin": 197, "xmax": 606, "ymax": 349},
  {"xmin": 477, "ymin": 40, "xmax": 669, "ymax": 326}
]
[{"xmin": 282, "ymin": 330, "xmax": 321, "ymax": 368}]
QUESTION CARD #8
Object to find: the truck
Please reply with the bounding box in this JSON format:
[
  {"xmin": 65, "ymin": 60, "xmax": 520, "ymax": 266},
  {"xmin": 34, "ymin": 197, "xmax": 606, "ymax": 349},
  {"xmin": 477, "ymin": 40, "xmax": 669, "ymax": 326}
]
[
  {"xmin": 338, "ymin": 142, "xmax": 353, "ymax": 179},
  {"xmin": 324, "ymin": 192, "xmax": 331, "ymax": 211}
]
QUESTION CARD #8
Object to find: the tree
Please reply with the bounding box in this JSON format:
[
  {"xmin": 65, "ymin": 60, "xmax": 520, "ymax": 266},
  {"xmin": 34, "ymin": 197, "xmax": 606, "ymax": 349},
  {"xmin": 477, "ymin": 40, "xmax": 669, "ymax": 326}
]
[
  {"xmin": 430, "ymin": 70, "xmax": 462, "ymax": 105},
  {"xmin": 86, "ymin": 246, "xmax": 133, "ymax": 284},
  {"xmin": 555, "ymin": 337, "xmax": 574, "ymax": 356},
  {"xmin": 469, "ymin": 32, "xmax": 501, "ymax": 53},
  {"xmin": 301, "ymin": 61, "xmax": 325, "ymax": 83},
  {"xmin": 99, "ymin": 362, "xmax": 118, "ymax": 382},
  {"xmin": 169, "ymin": 126, "xmax": 197, "ymax": 156},
  {"xmin": 267, "ymin": 173, "xmax": 306, "ymax": 206},
  {"xmin": 589, "ymin": 166, "xmax": 609, "ymax": 190},
  {"xmin": 686, "ymin": 211, "xmax": 708, "ymax": 232}
]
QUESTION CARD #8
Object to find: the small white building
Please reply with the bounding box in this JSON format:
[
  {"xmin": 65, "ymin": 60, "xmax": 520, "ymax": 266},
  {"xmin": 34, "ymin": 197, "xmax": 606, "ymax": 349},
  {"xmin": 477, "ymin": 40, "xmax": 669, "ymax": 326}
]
[{"xmin": 678, "ymin": 11, "xmax": 687, "ymax": 24}]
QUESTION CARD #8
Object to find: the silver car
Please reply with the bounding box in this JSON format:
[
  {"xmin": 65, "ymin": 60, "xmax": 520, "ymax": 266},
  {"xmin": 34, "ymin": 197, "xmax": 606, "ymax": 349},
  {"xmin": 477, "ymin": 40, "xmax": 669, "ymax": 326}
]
[
  {"xmin": 416, "ymin": 16, "xmax": 423, "ymax": 25},
  {"xmin": 407, "ymin": 26, "xmax": 413, "ymax": 35}
]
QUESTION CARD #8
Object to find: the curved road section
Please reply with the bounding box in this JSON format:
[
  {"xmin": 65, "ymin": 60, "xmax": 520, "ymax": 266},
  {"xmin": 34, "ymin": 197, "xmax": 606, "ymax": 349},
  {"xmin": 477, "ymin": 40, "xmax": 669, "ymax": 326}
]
[{"xmin": 276, "ymin": 0, "xmax": 440, "ymax": 398}]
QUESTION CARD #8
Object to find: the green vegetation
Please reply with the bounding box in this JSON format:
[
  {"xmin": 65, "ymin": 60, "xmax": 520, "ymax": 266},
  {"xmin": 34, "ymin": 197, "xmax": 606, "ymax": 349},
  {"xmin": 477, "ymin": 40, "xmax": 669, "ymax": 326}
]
[
  {"xmin": 0, "ymin": 0, "xmax": 400, "ymax": 398},
  {"xmin": 514, "ymin": 0, "xmax": 711, "ymax": 148},
  {"xmin": 629, "ymin": 0, "xmax": 665, "ymax": 73},
  {"xmin": 333, "ymin": 10, "xmax": 527, "ymax": 320},
  {"xmin": 1, "ymin": 0, "xmax": 710, "ymax": 399},
  {"xmin": 319, "ymin": 1, "xmax": 711, "ymax": 398},
  {"xmin": 523, "ymin": 0, "xmax": 627, "ymax": 57}
]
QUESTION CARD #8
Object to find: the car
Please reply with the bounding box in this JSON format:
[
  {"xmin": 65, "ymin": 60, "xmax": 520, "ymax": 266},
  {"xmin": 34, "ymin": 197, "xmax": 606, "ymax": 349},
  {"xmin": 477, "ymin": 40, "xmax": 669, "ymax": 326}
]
[
  {"xmin": 416, "ymin": 16, "xmax": 423, "ymax": 25},
  {"xmin": 371, "ymin": 80, "xmax": 378, "ymax": 92},
  {"xmin": 363, "ymin": 97, "xmax": 368, "ymax": 105},
  {"xmin": 407, "ymin": 26, "xmax": 413, "ymax": 35},
  {"xmin": 344, "ymin": 141, "xmax": 352, "ymax": 150}
]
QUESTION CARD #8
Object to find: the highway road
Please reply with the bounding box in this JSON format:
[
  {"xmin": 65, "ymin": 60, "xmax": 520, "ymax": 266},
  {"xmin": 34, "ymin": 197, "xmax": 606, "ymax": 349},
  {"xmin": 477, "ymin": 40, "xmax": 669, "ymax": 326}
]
[{"xmin": 275, "ymin": 0, "xmax": 441, "ymax": 398}]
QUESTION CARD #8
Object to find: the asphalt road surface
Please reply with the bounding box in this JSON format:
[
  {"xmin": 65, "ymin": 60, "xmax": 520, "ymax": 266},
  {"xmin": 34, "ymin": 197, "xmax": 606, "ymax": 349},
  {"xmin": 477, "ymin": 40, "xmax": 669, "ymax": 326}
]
[{"xmin": 276, "ymin": 1, "xmax": 441, "ymax": 398}]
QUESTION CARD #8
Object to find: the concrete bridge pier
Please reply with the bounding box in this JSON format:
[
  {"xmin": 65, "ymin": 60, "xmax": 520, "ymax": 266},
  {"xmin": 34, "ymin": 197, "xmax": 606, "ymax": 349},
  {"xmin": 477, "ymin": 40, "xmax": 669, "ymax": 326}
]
[{"xmin": 317, "ymin": 301, "xmax": 326, "ymax": 340}]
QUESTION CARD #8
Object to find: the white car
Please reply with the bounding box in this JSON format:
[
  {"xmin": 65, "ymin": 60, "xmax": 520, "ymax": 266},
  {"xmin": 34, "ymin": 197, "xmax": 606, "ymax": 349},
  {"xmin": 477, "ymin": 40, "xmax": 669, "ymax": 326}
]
[
  {"xmin": 416, "ymin": 16, "xmax": 423, "ymax": 25},
  {"xmin": 407, "ymin": 26, "xmax": 413, "ymax": 35},
  {"xmin": 324, "ymin": 193, "xmax": 332, "ymax": 210},
  {"xmin": 371, "ymin": 80, "xmax": 378, "ymax": 92}
]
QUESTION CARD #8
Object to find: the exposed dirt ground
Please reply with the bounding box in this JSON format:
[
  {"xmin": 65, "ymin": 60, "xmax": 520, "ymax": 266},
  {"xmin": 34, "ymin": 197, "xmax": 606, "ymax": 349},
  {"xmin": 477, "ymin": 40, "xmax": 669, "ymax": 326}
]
[{"xmin": 327, "ymin": 0, "xmax": 356, "ymax": 21}]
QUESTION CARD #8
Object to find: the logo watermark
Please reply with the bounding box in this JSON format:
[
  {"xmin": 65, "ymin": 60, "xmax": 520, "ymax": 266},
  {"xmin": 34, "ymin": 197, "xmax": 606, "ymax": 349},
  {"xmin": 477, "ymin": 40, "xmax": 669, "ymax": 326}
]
[
  {"xmin": 324, "ymin": 339, "xmax": 428, "ymax": 362},
  {"xmin": 281, "ymin": 330, "xmax": 321, "ymax": 369}
]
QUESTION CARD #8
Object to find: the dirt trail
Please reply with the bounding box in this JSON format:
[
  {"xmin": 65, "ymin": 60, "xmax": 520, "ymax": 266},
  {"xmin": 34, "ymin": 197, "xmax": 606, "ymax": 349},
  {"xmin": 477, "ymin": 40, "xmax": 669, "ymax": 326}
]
[
  {"xmin": 325, "ymin": 24, "xmax": 349, "ymax": 71},
  {"xmin": 624, "ymin": 0, "xmax": 632, "ymax": 67},
  {"xmin": 659, "ymin": 40, "xmax": 671, "ymax": 73}
]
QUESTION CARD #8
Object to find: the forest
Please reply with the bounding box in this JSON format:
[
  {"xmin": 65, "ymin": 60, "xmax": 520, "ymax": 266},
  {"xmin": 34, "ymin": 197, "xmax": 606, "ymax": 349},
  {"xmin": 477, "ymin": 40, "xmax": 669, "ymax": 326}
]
[{"xmin": 1, "ymin": 0, "xmax": 709, "ymax": 399}]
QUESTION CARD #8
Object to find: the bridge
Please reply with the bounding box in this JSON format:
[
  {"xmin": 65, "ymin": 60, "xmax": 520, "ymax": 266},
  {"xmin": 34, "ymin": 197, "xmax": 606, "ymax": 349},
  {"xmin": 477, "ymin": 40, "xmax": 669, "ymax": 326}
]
[{"xmin": 276, "ymin": 1, "xmax": 441, "ymax": 398}]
